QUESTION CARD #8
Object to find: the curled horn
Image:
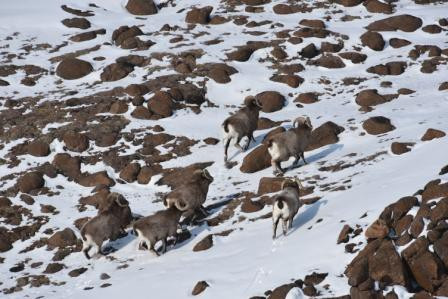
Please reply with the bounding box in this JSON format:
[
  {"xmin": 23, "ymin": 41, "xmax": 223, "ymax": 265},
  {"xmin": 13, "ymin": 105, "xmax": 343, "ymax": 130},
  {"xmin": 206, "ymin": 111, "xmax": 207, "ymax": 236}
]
[
  {"xmin": 255, "ymin": 98, "xmax": 262, "ymax": 108},
  {"xmin": 294, "ymin": 177, "xmax": 304, "ymax": 189},
  {"xmin": 202, "ymin": 168, "xmax": 213, "ymax": 181},
  {"xmin": 293, "ymin": 116, "xmax": 305, "ymax": 128},
  {"xmin": 111, "ymin": 193, "xmax": 129, "ymax": 207},
  {"xmin": 281, "ymin": 179, "xmax": 292, "ymax": 190}
]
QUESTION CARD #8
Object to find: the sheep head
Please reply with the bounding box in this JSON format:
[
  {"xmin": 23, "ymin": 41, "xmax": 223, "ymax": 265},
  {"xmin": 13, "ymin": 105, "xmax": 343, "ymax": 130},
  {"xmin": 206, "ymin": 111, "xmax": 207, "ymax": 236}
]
[
  {"xmin": 244, "ymin": 96, "xmax": 262, "ymax": 109},
  {"xmin": 281, "ymin": 177, "xmax": 303, "ymax": 192},
  {"xmin": 293, "ymin": 116, "xmax": 313, "ymax": 130}
]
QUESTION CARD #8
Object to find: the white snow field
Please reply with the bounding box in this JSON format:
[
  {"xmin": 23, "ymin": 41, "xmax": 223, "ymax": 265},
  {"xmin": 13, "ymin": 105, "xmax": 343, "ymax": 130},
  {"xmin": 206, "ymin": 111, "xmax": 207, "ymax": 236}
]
[{"xmin": 0, "ymin": 0, "xmax": 448, "ymax": 298}]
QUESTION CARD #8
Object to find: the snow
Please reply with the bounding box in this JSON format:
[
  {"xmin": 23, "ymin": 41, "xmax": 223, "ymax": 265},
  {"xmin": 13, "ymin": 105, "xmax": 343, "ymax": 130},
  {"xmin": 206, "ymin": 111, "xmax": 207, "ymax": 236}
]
[{"xmin": 1, "ymin": 0, "xmax": 448, "ymax": 298}]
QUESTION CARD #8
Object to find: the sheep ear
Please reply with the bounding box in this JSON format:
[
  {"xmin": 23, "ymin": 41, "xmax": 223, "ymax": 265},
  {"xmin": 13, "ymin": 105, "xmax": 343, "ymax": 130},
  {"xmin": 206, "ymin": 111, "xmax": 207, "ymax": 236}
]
[{"xmin": 305, "ymin": 116, "xmax": 312, "ymax": 129}]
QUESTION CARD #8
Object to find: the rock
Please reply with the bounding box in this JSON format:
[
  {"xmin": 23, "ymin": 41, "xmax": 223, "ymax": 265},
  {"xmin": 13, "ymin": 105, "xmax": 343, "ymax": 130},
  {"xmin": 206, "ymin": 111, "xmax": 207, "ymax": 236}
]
[
  {"xmin": 147, "ymin": 91, "xmax": 174, "ymax": 118},
  {"xmin": 300, "ymin": 19, "xmax": 325, "ymax": 28},
  {"xmin": 241, "ymin": 198, "xmax": 264, "ymax": 213},
  {"xmin": 100, "ymin": 63, "xmax": 134, "ymax": 81},
  {"xmin": 389, "ymin": 38, "xmax": 411, "ymax": 48},
  {"xmin": 273, "ymin": 4, "xmax": 297, "ymax": 14},
  {"xmin": 255, "ymin": 91, "xmax": 285, "ymax": 113},
  {"xmin": 268, "ymin": 284, "xmax": 296, "ymax": 299},
  {"xmin": 257, "ymin": 117, "xmax": 280, "ymax": 130},
  {"xmin": 300, "ymin": 43, "xmax": 319, "ymax": 59},
  {"xmin": 157, "ymin": 162, "xmax": 213, "ymax": 189},
  {"xmin": 439, "ymin": 82, "xmax": 448, "ymax": 91},
  {"xmin": 320, "ymin": 41, "xmax": 344, "ymax": 53},
  {"xmin": 68, "ymin": 268, "xmax": 87, "ymax": 277},
  {"xmin": 125, "ymin": 84, "xmax": 149, "ymax": 97},
  {"xmin": 169, "ymin": 83, "xmax": 206, "ymax": 105},
  {"xmin": 27, "ymin": 140, "xmax": 50, "ymax": 157},
  {"xmin": 63, "ymin": 131, "xmax": 89, "ymax": 152},
  {"xmin": 208, "ymin": 64, "xmax": 237, "ymax": 83},
  {"xmin": 0, "ymin": 79, "xmax": 9, "ymax": 86},
  {"xmin": 131, "ymin": 106, "xmax": 153, "ymax": 119},
  {"xmin": 367, "ymin": 61, "xmax": 407, "ymax": 75},
  {"xmin": 119, "ymin": 163, "xmax": 141, "ymax": 183},
  {"xmin": 363, "ymin": 116, "xmax": 395, "ymax": 135},
  {"xmin": 192, "ymin": 281, "xmax": 209, "ymax": 296},
  {"xmin": 44, "ymin": 263, "xmax": 64, "ymax": 274},
  {"xmin": 339, "ymin": 52, "xmax": 367, "ymax": 63},
  {"xmin": 422, "ymin": 180, "xmax": 448, "ymax": 203},
  {"xmin": 304, "ymin": 272, "xmax": 328, "ymax": 286},
  {"xmin": 125, "ymin": 0, "xmax": 157, "ymax": 15},
  {"xmin": 193, "ymin": 234, "xmax": 213, "ymax": 252},
  {"xmin": 355, "ymin": 89, "xmax": 389, "ymax": 107},
  {"xmin": 70, "ymin": 31, "xmax": 98, "ymax": 42},
  {"xmin": 308, "ymin": 54, "xmax": 345, "ymax": 68},
  {"xmin": 360, "ymin": 31, "xmax": 385, "ymax": 51},
  {"xmin": 365, "ymin": 219, "xmax": 389, "ymax": 240},
  {"xmin": 109, "ymin": 101, "xmax": 128, "ymax": 114},
  {"xmin": 337, "ymin": 224, "xmax": 354, "ymax": 244},
  {"xmin": 422, "ymin": 24, "xmax": 442, "ymax": 34},
  {"xmin": 61, "ymin": 17, "xmax": 91, "ymax": 29},
  {"xmin": 0, "ymin": 236, "xmax": 12, "ymax": 252},
  {"xmin": 77, "ymin": 171, "xmax": 115, "ymax": 187},
  {"xmin": 56, "ymin": 58, "xmax": 93, "ymax": 80},
  {"xmin": 18, "ymin": 172, "xmax": 44, "ymax": 193},
  {"xmin": 262, "ymin": 127, "xmax": 286, "ymax": 144},
  {"xmin": 403, "ymin": 245, "xmax": 442, "ymax": 292},
  {"xmin": 137, "ymin": 166, "xmax": 159, "ymax": 184},
  {"xmin": 391, "ymin": 142, "xmax": 414, "ymax": 155},
  {"xmin": 271, "ymin": 47, "xmax": 288, "ymax": 60},
  {"xmin": 307, "ymin": 121, "xmax": 344, "ymax": 151},
  {"xmin": 367, "ymin": 14, "xmax": 423, "ymax": 32},
  {"xmin": 47, "ymin": 228, "xmax": 78, "ymax": 249},
  {"xmin": 421, "ymin": 128, "xmax": 446, "ymax": 141},
  {"xmin": 185, "ymin": 6, "xmax": 213, "ymax": 24},
  {"xmin": 52, "ymin": 153, "xmax": 81, "ymax": 179},
  {"xmin": 257, "ymin": 177, "xmax": 284, "ymax": 195},
  {"xmin": 336, "ymin": 0, "xmax": 363, "ymax": 7},
  {"xmin": 240, "ymin": 144, "xmax": 271, "ymax": 173},
  {"xmin": 270, "ymin": 74, "xmax": 304, "ymax": 88},
  {"xmin": 363, "ymin": 0, "xmax": 393, "ymax": 14}
]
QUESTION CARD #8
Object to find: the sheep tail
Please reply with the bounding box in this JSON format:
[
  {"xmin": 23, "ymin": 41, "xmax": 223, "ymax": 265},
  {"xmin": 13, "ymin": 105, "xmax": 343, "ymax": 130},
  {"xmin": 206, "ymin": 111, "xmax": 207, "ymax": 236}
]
[
  {"xmin": 276, "ymin": 197, "xmax": 284, "ymax": 210},
  {"xmin": 223, "ymin": 119, "xmax": 230, "ymax": 133}
]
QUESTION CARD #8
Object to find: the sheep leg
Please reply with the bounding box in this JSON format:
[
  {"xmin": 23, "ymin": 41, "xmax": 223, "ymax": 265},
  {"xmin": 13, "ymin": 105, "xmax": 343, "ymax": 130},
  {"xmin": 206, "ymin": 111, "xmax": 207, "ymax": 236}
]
[
  {"xmin": 149, "ymin": 241, "xmax": 159, "ymax": 256},
  {"xmin": 282, "ymin": 218, "xmax": 288, "ymax": 236},
  {"xmin": 289, "ymin": 216, "xmax": 294, "ymax": 229},
  {"xmin": 273, "ymin": 217, "xmax": 280, "ymax": 239},
  {"xmin": 161, "ymin": 238, "xmax": 167, "ymax": 254},
  {"xmin": 83, "ymin": 245, "xmax": 92, "ymax": 259},
  {"xmin": 234, "ymin": 136, "xmax": 243, "ymax": 151},
  {"xmin": 301, "ymin": 152, "xmax": 308, "ymax": 164},
  {"xmin": 172, "ymin": 233, "xmax": 178, "ymax": 247},
  {"xmin": 199, "ymin": 205, "xmax": 209, "ymax": 217},
  {"xmin": 293, "ymin": 154, "xmax": 300, "ymax": 166},
  {"xmin": 250, "ymin": 133, "xmax": 256, "ymax": 142},
  {"xmin": 272, "ymin": 160, "xmax": 284, "ymax": 176},
  {"xmin": 224, "ymin": 138, "xmax": 231, "ymax": 162}
]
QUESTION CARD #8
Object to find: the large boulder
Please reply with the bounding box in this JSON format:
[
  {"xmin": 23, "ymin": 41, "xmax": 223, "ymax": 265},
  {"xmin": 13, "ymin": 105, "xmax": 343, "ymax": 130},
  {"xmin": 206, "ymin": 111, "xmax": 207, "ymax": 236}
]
[
  {"xmin": 126, "ymin": 0, "xmax": 157, "ymax": 15},
  {"xmin": 257, "ymin": 177, "xmax": 284, "ymax": 195},
  {"xmin": 255, "ymin": 91, "xmax": 285, "ymax": 113},
  {"xmin": 52, "ymin": 153, "xmax": 81, "ymax": 179},
  {"xmin": 119, "ymin": 163, "xmax": 141, "ymax": 183},
  {"xmin": 369, "ymin": 240, "xmax": 408, "ymax": 286},
  {"xmin": 61, "ymin": 17, "xmax": 91, "ymax": 29},
  {"xmin": 56, "ymin": 58, "xmax": 93, "ymax": 80},
  {"xmin": 147, "ymin": 91, "xmax": 175, "ymax": 118},
  {"xmin": 27, "ymin": 140, "xmax": 50, "ymax": 157},
  {"xmin": 63, "ymin": 131, "xmax": 89, "ymax": 152},
  {"xmin": 308, "ymin": 54, "xmax": 345, "ymax": 69},
  {"xmin": 47, "ymin": 228, "xmax": 78, "ymax": 249},
  {"xmin": 100, "ymin": 63, "xmax": 134, "ymax": 81},
  {"xmin": 240, "ymin": 144, "xmax": 271, "ymax": 173},
  {"xmin": 355, "ymin": 89, "xmax": 388, "ymax": 107},
  {"xmin": 366, "ymin": 14, "xmax": 423, "ymax": 32},
  {"xmin": 185, "ymin": 6, "xmax": 213, "ymax": 24},
  {"xmin": 362, "ymin": 116, "xmax": 395, "ymax": 135},
  {"xmin": 421, "ymin": 128, "xmax": 446, "ymax": 141},
  {"xmin": 17, "ymin": 172, "xmax": 45, "ymax": 193},
  {"xmin": 360, "ymin": 31, "xmax": 385, "ymax": 51},
  {"xmin": 307, "ymin": 121, "xmax": 344, "ymax": 151}
]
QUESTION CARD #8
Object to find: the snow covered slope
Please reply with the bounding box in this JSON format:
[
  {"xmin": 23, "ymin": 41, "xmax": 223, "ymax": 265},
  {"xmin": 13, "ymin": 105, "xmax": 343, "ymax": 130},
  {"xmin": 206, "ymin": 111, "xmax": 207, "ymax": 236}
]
[{"xmin": 1, "ymin": 0, "xmax": 448, "ymax": 298}]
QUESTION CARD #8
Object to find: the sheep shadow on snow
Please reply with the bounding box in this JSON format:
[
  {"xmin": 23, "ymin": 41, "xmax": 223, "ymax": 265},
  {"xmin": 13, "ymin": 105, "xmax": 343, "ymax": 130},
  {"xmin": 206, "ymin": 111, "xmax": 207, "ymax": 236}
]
[
  {"xmin": 286, "ymin": 199, "xmax": 327, "ymax": 237},
  {"xmin": 286, "ymin": 143, "xmax": 344, "ymax": 172}
]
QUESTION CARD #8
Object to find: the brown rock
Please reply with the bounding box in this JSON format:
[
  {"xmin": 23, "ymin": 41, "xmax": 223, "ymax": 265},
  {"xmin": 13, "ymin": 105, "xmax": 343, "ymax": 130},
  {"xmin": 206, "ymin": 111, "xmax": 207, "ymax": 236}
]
[
  {"xmin": 63, "ymin": 131, "xmax": 89, "ymax": 152},
  {"xmin": 56, "ymin": 58, "xmax": 93, "ymax": 80},
  {"xmin": 100, "ymin": 63, "xmax": 134, "ymax": 81},
  {"xmin": 241, "ymin": 198, "xmax": 264, "ymax": 213},
  {"xmin": 208, "ymin": 64, "xmax": 237, "ymax": 83},
  {"xmin": 363, "ymin": 0, "xmax": 393, "ymax": 14},
  {"xmin": 339, "ymin": 52, "xmax": 367, "ymax": 63},
  {"xmin": 69, "ymin": 267, "xmax": 88, "ymax": 277},
  {"xmin": 109, "ymin": 101, "xmax": 128, "ymax": 114},
  {"xmin": 193, "ymin": 234, "xmax": 213, "ymax": 252},
  {"xmin": 336, "ymin": 0, "xmax": 363, "ymax": 7},
  {"xmin": 389, "ymin": 38, "xmax": 411, "ymax": 48},
  {"xmin": 119, "ymin": 163, "xmax": 141, "ymax": 183},
  {"xmin": 421, "ymin": 128, "xmax": 446, "ymax": 141},
  {"xmin": 422, "ymin": 24, "xmax": 442, "ymax": 34},
  {"xmin": 369, "ymin": 240, "xmax": 407, "ymax": 286},
  {"xmin": 125, "ymin": 84, "xmax": 149, "ymax": 97},
  {"xmin": 257, "ymin": 177, "xmax": 284, "ymax": 195},
  {"xmin": 300, "ymin": 19, "xmax": 325, "ymax": 28},
  {"xmin": 226, "ymin": 46, "xmax": 255, "ymax": 62},
  {"xmin": 391, "ymin": 142, "xmax": 414, "ymax": 155},
  {"xmin": 309, "ymin": 54, "xmax": 346, "ymax": 68},
  {"xmin": 307, "ymin": 121, "xmax": 344, "ymax": 151},
  {"xmin": 131, "ymin": 106, "xmax": 153, "ymax": 119},
  {"xmin": 147, "ymin": 91, "xmax": 174, "ymax": 118},
  {"xmin": 273, "ymin": 4, "xmax": 296, "ymax": 14},
  {"xmin": 321, "ymin": 41, "xmax": 344, "ymax": 53},
  {"xmin": 262, "ymin": 127, "xmax": 286, "ymax": 144},
  {"xmin": 367, "ymin": 14, "xmax": 423, "ymax": 32},
  {"xmin": 295, "ymin": 92, "xmax": 319, "ymax": 104},
  {"xmin": 52, "ymin": 153, "xmax": 81, "ymax": 179},
  {"xmin": 240, "ymin": 144, "xmax": 271, "ymax": 173},
  {"xmin": 126, "ymin": 0, "xmax": 157, "ymax": 15},
  {"xmin": 47, "ymin": 228, "xmax": 78, "ymax": 249},
  {"xmin": 185, "ymin": 6, "xmax": 213, "ymax": 24},
  {"xmin": 355, "ymin": 89, "xmax": 388, "ymax": 107},
  {"xmin": 77, "ymin": 171, "xmax": 115, "ymax": 187},
  {"xmin": 61, "ymin": 17, "xmax": 91, "ymax": 29},
  {"xmin": 270, "ymin": 74, "xmax": 304, "ymax": 88},
  {"xmin": 365, "ymin": 219, "xmax": 389, "ymax": 239},
  {"xmin": 422, "ymin": 180, "xmax": 448, "ymax": 203},
  {"xmin": 300, "ymin": 43, "xmax": 319, "ymax": 59},
  {"xmin": 27, "ymin": 140, "xmax": 50, "ymax": 157},
  {"xmin": 137, "ymin": 166, "xmax": 160, "ymax": 184},
  {"xmin": 268, "ymin": 284, "xmax": 296, "ymax": 298},
  {"xmin": 360, "ymin": 31, "xmax": 385, "ymax": 51},
  {"xmin": 255, "ymin": 91, "xmax": 285, "ymax": 113},
  {"xmin": 338, "ymin": 224, "xmax": 354, "ymax": 244},
  {"xmin": 363, "ymin": 116, "xmax": 395, "ymax": 135},
  {"xmin": 192, "ymin": 281, "xmax": 209, "ymax": 296},
  {"xmin": 18, "ymin": 172, "xmax": 44, "ymax": 193},
  {"xmin": 44, "ymin": 263, "xmax": 64, "ymax": 274}
]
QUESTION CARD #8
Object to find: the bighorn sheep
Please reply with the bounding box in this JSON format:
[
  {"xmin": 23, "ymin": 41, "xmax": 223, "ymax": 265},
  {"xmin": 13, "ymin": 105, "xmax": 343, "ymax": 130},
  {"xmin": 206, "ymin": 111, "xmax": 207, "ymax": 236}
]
[
  {"xmin": 81, "ymin": 193, "xmax": 133, "ymax": 259},
  {"xmin": 163, "ymin": 169, "xmax": 213, "ymax": 222},
  {"xmin": 272, "ymin": 178, "xmax": 303, "ymax": 239},
  {"xmin": 133, "ymin": 206, "xmax": 183, "ymax": 256},
  {"xmin": 267, "ymin": 116, "xmax": 313, "ymax": 176},
  {"xmin": 222, "ymin": 96, "xmax": 262, "ymax": 161}
]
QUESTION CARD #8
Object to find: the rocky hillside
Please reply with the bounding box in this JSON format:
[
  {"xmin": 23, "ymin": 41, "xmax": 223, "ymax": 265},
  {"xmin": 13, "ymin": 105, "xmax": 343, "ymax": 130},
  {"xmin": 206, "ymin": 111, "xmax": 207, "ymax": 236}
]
[{"xmin": 0, "ymin": 0, "xmax": 447, "ymax": 298}]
